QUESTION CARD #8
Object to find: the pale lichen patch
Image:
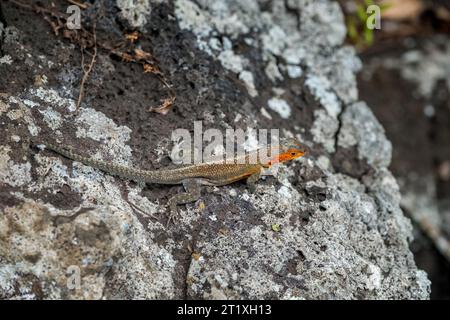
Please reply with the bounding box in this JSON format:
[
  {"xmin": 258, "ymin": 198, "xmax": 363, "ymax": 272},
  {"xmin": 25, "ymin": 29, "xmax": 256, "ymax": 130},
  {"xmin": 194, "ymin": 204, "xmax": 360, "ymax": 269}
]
[
  {"xmin": 267, "ymin": 98, "xmax": 291, "ymax": 119},
  {"xmin": 0, "ymin": 145, "xmax": 32, "ymax": 187}
]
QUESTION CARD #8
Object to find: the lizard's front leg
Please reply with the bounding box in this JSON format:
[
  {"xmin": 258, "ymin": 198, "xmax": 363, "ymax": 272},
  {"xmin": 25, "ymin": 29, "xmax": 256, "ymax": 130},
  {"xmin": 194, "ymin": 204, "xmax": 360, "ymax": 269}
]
[
  {"xmin": 246, "ymin": 169, "xmax": 261, "ymax": 193},
  {"xmin": 167, "ymin": 179, "xmax": 201, "ymax": 226}
]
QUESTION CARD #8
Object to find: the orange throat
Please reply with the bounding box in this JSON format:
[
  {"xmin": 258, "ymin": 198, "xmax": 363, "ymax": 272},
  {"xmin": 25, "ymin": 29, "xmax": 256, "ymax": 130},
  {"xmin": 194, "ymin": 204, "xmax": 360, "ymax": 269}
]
[{"xmin": 267, "ymin": 150, "xmax": 305, "ymax": 166}]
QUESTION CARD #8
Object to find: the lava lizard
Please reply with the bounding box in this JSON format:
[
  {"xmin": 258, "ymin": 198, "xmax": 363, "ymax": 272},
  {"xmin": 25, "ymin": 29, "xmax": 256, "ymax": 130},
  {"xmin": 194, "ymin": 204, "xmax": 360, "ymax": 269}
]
[{"xmin": 32, "ymin": 138, "xmax": 307, "ymax": 223}]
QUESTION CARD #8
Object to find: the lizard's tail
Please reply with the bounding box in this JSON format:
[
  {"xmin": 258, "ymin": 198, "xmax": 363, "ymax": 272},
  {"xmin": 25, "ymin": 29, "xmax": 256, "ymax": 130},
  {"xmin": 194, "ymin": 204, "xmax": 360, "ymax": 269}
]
[{"xmin": 32, "ymin": 139, "xmax": 163, "ymax": 184}]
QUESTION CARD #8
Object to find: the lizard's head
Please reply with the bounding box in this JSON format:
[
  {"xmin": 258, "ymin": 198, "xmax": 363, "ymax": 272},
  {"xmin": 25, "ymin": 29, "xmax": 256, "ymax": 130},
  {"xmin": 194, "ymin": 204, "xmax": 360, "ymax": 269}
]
[{"xmin": 267, "ymin": 138, "xmax": 308, "ymax": 166}]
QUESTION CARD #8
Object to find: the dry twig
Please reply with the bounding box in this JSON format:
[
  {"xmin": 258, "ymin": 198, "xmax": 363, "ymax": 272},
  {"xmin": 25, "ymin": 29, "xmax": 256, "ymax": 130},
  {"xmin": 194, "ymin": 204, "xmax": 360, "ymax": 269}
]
[
  {"xmin": 10, "ymin": 0, "xmax": 176, "ymax": 114},
  {"xmin": 66, "ymin": 0, "xmax": 88, "ymax": 9},
  {"xmin": 76, "ymin": 23, "xmax": 97, "ymax": 112}
]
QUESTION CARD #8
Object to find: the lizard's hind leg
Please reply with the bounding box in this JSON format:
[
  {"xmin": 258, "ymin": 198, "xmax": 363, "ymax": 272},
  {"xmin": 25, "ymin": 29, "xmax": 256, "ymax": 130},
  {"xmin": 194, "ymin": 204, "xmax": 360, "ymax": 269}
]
[{"xmin": 166, "ymin": 179, "xmax": 201, "ymax": 226}]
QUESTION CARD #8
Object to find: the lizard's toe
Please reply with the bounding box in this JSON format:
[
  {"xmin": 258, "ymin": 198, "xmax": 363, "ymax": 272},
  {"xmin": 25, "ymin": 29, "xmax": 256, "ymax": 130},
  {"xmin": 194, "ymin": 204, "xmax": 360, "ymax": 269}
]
[{"xmin": 165, "ymin": 204, "xmax": 180, "ymax": 227}]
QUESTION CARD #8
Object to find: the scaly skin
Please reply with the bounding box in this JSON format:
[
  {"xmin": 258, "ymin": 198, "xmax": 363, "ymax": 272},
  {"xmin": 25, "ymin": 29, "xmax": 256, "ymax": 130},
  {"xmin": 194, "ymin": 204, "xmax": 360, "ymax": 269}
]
[{"xmin": 33, "ymin": 138, "xmax": 307, "ymax": 224}]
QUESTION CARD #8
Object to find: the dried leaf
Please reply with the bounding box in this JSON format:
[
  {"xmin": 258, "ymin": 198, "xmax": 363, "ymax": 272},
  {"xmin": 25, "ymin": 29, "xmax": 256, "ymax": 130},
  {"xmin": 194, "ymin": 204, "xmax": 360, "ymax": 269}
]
[
  {"xmin": 125, "ymin": 31, "xmax": 139, "ymax": 43},
  {"xmin": 143, "ymin": 63, "xmax": 161, "ymax": 75},
  {"xmin": 121, "ymin": 52, "xmax": 133, "ymax": 62},
  {"xmin": 148, "ymin": 96, "xmax": 175, "ymax": 115},
  {"xmin": 191, "ymin": 252, "xmax": 201, "ymax": 261},
  {"xmin": 134, "ymin": 48, "xmax": 153, "ymax": 61}
]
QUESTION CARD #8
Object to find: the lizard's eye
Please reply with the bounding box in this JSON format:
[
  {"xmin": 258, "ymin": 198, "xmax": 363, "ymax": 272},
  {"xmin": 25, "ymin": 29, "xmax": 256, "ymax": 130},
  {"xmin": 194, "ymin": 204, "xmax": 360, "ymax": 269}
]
[{"xmin": 291, "ymin": 152, "xmax": 297, "ymax": 156}]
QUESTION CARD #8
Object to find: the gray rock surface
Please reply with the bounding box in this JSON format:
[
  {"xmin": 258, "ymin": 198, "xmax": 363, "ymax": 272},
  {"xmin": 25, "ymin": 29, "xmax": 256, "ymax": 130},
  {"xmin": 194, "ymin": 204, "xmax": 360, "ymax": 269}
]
[
  {"xmin": 0, "ymin": 0, "xmax": 430, "ymax": 299},
  {"xmin": 359, "ymin": 35, "xmax": 450, "ymax": 270}
]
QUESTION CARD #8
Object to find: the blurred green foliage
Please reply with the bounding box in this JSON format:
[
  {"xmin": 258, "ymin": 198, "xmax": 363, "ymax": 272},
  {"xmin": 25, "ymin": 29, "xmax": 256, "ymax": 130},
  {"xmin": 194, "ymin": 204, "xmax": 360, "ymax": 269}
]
[{"xmin": 346, "ymin": 0, "xmax": 391, "ymax": 49}]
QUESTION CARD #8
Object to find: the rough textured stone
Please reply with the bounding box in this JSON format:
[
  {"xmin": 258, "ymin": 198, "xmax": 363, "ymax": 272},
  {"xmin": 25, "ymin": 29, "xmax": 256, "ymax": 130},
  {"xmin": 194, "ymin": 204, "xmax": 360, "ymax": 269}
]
[
  {"xmin": 358, "ymin": 34, "xmax": 450, "ymax": 297},
  {"xmin": 0, "ymin": 0, "xmax": 429, "ymax": 299},
  {"xmin": 338, "ymin": 101, "xmax": 393, "ymax": 169}
]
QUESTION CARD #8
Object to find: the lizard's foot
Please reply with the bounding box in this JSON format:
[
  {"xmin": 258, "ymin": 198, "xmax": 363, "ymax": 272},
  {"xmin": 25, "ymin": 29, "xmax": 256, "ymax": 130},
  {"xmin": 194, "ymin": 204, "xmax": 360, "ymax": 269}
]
[
  {"xmin": 246, "ymin": 171, "xmax": 260, "ymax": 194},
  {"xmin": 166, "ymin": 203, "xmax": 180, "ymax": 227},
  {"xmin": 165, "ymin": 179, "xmax": 202, "ymax": 227}
]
